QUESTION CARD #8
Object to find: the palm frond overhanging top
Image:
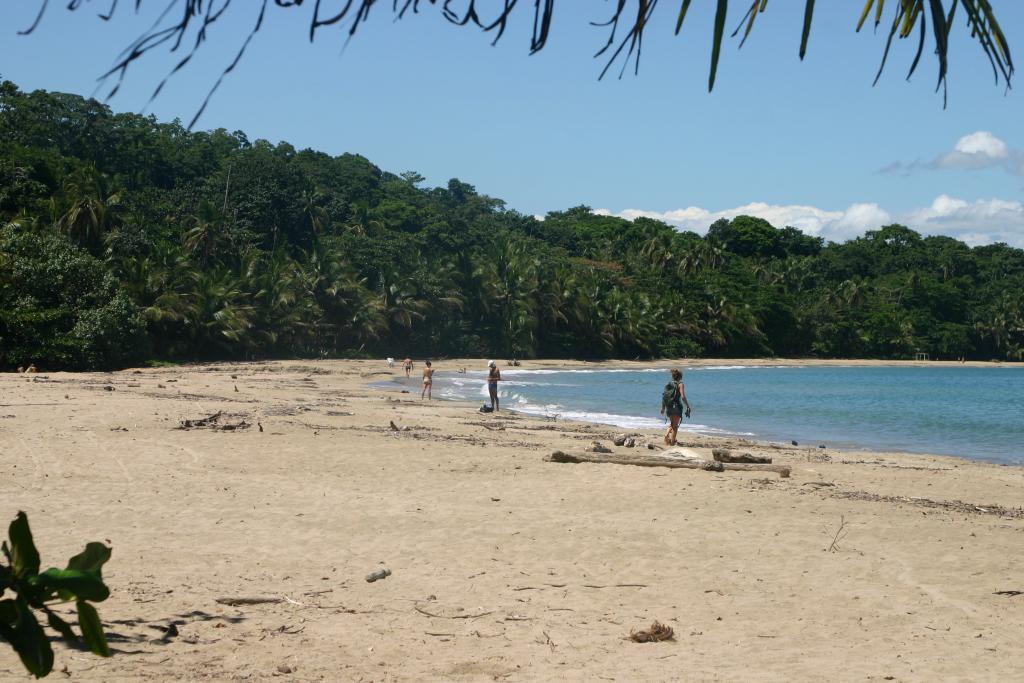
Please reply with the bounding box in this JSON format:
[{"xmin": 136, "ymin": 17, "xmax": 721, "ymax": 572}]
[{"xmin": 17, "ymin": 1, "xmax": 1015, "ymax": 126}]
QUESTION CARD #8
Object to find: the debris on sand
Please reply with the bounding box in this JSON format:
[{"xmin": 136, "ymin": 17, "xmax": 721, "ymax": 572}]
[
  {"xmin": 178, "ymin": 411, "xmax": 252, "ymax": 431},
  {"xmin": 629, "ymin": 621, "xmax": 674, "ymax": 643},
  {"xmin": 366, "ymin": 568, "xmax": 392, "ymax": 583},
  {"xmin": 180, "ymin": 411, "xmax": 223, "ymax": 429},
  {"xmin": 585, "ymin": 441, "xmax": 613, "ymax": 453}
]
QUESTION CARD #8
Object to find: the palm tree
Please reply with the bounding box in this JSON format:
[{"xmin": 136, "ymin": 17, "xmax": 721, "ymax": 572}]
[
  {"xmin": 640, "ymin": 233, "xmax": 676, "ymax": 272},
  {"xmin": 678, "ymin": 239, "xmax": 726, "ymax": 277},
  {"xmin": 826, "ymin": 277, "xmax": 869, "ymax": 310},
  {"xmin": 343, "ymin": 201, "xmax": 383, "ymax": 237},
  {"xmin": 55, "ymin": 168, "xmax": 122, "ymax": 251},
  {"xmin": 839, "ymin": 278, "xmax": 869, "ymax": 309},
  {"xmin": 246, "ymin": 249, "xmax": 311, "ymax": 353},
  {"xmin": 0, "ymin": 251, "xmax": 10, "ymax": 288},
  {"xmin": 474, "ymin": 238, "xmax": 543, "ymax": 356},
  {"xmin": 300, "ymin": 189, "xmax": 330, "ymax": 241},
  {"xmin": 701, "ymin": 293, "xmax": 765, "ymax": 352},
  {"xmin": 183, "ymin": 200, "xmax": 222, "ymax": 265},
  {"xmin": 299, "ymin": 246, "xmax": 385, "ymax": 353},
  {"xmin": 3, "ymin": 208, "xmax": 45, "ymax": 234},
  {"xmin": 975, "ymin": 292, "xmax": 1024, "ymax": 359},
  {"xmin": 376, "ymin": 264, "xmax": 428, "ymax": 332},
  {"xmin": 407, "ymin": 253, "xmax": 468, "ymax": 354},
  {"xmin": 180, "ymin": 267, "xmax": 255, "ymax": 356}
]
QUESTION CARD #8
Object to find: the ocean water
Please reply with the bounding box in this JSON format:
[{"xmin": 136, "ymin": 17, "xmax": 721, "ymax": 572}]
[{"xmin": 390, "ymin": 365, "xmax": 1024, "ymax": 465}]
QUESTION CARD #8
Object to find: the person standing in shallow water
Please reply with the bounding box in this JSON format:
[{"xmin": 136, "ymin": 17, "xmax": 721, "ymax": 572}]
[
  {"xmin": 421, "ymin": 360, "xmax": 434, "ymax": 400},
  {"xmin": 486, "ymin": 360, "xmax": 501, "ymax": 411},
  {"xmin": 659, "ymin": 368, "xmax": 691, "ymax": 446}
]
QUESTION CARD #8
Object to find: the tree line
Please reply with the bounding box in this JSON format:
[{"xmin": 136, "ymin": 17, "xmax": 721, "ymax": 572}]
[{"xmin": 1, "ymin": 80, "xmax": 1022, "ymax": 370}]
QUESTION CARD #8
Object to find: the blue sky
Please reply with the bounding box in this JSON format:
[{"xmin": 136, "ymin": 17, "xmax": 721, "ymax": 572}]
[{"xmin": 1, "ymin": 2, "xmax": 1022, "ymax": 245}]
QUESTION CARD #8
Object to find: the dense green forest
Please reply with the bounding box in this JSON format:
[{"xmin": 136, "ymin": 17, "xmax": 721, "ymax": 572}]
[{"xmin": 1, "ymin": 80, "xmax": 1022, "ymax": 370}]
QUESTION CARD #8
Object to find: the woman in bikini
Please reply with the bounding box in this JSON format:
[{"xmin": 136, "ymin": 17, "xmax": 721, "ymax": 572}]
[
  {"xmin": 486, "ymin": 360, "xmax": 501, "ymax": 411},
  {"xmin": 421, "ymin": 360, "xmax": 434, "ymax": 400}
]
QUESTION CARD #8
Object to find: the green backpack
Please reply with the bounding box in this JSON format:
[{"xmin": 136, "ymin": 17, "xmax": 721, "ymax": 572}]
[{"xmin": 661, "ymin": 382, "xmax": 680, "ymax": 409}]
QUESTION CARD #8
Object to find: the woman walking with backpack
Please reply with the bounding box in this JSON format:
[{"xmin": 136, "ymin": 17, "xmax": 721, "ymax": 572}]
[{"xmin": 660, "ymin": 368, "xmax": 691, "ymax": 446}]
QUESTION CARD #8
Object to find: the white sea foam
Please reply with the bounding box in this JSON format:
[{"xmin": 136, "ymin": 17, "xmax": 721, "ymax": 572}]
[
  {"xmin": 498, "ymin": 368, "xmax": 667, "ymax": 376},
  {"xmin": 677, "ymin": 423, "xmax": 756, "ymax": 437},
  {"xmin": 511, "ymin": 404, "xmax": 665, "ymax": 429}
]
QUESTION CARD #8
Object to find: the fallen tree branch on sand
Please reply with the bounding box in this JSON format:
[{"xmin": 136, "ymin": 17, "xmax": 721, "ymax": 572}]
[
  {"xmin": 215, "ymin": 596, "xmax": 285, "ymax": 606},
  {"xmin": 544, "ymin": 450, "xmax": 790, "ymax": 478}
]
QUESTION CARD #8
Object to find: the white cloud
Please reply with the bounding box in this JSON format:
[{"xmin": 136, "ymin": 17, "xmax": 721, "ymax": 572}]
[
  {"xmin": 829, "ymin": 203, "xmax": 893, "ymax": 241},
  {"xmin": 595, "ymin": 201, "xmax": 890, "ymax": 243},
  {"xmin": 936, "ymin": 131, "xmax": 1010, "ymax": 169},
  {"xmin": 904, "ymin": 194, "xmax": 1024, "ymax": 245},
  {"xmin": 594, "ymin": 195, "xmax": 1024, "ymax": 247},
  {"xmin": 883, "ymin": 130, "xmax": 1023, "ymax": 175}
]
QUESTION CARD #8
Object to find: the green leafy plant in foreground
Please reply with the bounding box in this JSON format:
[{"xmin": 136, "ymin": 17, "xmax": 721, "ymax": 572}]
[{"xmin": 0, "ymin": 511, "xmax": 111, "ymax": 678}]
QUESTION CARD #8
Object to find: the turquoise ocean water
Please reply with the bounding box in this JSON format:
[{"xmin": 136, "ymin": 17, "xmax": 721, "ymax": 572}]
[{"xmin": 391, "ymin": 365, "xmax": 1024, "ymax": 465}]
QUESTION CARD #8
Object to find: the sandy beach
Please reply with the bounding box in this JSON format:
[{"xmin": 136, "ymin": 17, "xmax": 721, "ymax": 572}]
[{"xmin": 1, "ymin": 359, "xmax": 1022, "ymax": 682}]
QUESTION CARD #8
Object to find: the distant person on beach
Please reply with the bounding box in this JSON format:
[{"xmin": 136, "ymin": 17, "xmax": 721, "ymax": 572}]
[
  {"xmin": 659, "ymin": 368, "xmax": 691, "ymax": 446},
  {"xmin": 487, "ymin": 360, "xmax": 501, "ymax": 411},
  {"xmin": 403, "ymin": 358, "xmax": 413, "ymax": 377},
  {"xmin": 25, "ymin": 363, "xmax": 37, "ymax": 374},
  {"xmin": 387, "ymin": 357, "xmax": 395, "ymax": 368},
  {"xmin": 421, "ymin": 360, "xmax": 434, "ymax": 400}
]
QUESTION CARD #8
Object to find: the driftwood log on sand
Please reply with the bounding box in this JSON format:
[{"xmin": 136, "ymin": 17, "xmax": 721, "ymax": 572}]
[
  {"xmin": 545, "ymin": 450, "xmax": 790, "ymax": 478},
  {"xmin": 712, "ymin": 448, "xmax": 772, "ymax": 464}
]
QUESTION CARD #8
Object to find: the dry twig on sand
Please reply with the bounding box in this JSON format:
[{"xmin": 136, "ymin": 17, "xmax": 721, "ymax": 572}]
[
  {"xmin": 414, "ymin": 605, "xmax": 494, "ymax": 619},
  {"xmin": 825, "ymin": 516, "xmax": 849, "ymax": 553}
]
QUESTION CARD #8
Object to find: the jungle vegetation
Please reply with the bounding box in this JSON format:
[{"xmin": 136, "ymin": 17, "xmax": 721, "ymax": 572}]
[{"xmin": 1, "ymin": 80, "xmax": 1023, "ymax": 369}]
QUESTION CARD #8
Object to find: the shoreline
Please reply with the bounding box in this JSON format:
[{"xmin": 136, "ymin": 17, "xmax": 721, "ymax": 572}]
[
  {"xmin": 3, "ymin": 359, "xmax": 1023, "ymax": 681},
  {"xmin": 418, "ymin": 356, "xmax": 1024, "ymax": 369},
  {"xmin": 382, "ymin": 359, "xmax": 1022, "ymax": 467}
]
